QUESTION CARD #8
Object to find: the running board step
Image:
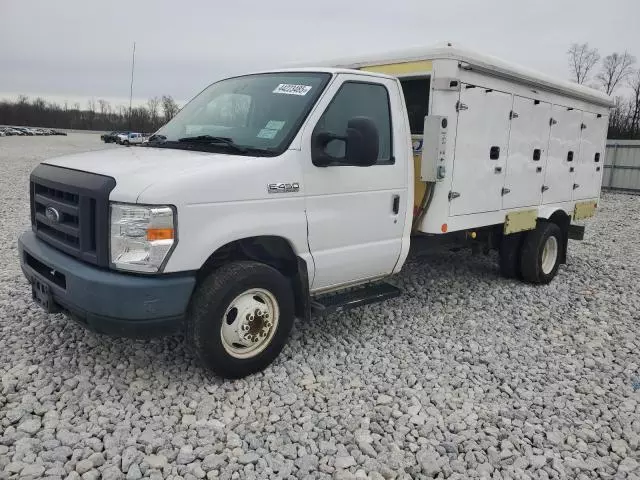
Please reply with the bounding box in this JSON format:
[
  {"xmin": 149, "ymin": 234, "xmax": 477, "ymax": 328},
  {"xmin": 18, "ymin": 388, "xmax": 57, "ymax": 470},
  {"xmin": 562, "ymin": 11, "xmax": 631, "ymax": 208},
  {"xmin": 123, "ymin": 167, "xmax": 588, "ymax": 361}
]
[{"xmin": 311, "ymin": 282, "xmax": 402, "ymax": 315}]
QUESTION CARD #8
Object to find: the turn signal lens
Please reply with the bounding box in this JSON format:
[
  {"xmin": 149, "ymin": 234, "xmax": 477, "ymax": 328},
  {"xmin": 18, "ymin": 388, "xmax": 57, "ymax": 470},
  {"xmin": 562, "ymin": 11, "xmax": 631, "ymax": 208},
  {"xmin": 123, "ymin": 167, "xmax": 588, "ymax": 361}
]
[{"xmin": 147, "ymin": 228, "xmax": 174, "ymax": 241}]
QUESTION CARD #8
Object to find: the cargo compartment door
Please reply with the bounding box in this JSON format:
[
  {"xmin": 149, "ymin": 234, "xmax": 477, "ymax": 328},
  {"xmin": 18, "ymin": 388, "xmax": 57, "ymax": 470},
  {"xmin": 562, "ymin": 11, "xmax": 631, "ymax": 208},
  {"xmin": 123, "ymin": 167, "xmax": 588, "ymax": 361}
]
[
  {"xmin": 573, "ymin": 112, "xmax": 607, "ymax": 200},
  {"xmin": 542, "ymin": 106, "xmax": 582, "ymax": 204},
  {"xmin": 450, "ymin": 86, "xmax": 512, "ymax": 216},
  {"xmin": 502, "ymin": 97, "xmax": 552, "ymax": 209}
]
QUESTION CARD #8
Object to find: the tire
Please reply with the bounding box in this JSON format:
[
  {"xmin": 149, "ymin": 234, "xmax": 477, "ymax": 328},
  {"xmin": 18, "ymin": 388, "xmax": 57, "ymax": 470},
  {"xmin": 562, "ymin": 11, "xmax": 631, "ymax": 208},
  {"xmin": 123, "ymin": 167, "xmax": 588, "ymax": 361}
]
[
  {"xmin": 520, "ymin": 222, "xmax": 563, "ymax": 284},
  {"xmin": 499, "ymin": 232, "xmax": 524, "ymax": 279},
  {"xmin": 123, "ymin": 140, "xmax": 130, "ymax": 146},
  {"xmin": 186, "ymin": 261, "xmax": 295, "ymax": 379}
]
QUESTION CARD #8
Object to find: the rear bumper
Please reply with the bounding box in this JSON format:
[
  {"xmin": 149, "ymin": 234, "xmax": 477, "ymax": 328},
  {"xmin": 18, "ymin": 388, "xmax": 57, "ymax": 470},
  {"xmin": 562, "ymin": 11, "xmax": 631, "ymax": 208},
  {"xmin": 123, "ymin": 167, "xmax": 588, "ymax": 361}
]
[{"xmin": 19, "ymin": 230, "xmax": 196, "ymax": 338}]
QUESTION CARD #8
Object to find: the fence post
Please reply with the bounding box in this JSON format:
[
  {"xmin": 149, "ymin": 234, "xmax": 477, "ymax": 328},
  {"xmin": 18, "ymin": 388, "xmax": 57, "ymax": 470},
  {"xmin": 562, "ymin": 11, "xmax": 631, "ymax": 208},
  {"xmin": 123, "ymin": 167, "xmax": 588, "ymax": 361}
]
[{"xmin": 608, "ymin": 143, "xmax": 618, "ymax": 188}]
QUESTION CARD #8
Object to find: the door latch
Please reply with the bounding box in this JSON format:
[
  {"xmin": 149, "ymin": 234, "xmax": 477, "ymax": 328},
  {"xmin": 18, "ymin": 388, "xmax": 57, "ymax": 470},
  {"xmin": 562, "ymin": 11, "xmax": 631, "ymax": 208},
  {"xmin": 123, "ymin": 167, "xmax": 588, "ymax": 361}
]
[
  {"xmin": 456, "ymin": 101, "xmax": 468, "ymax": 112},
  {"xmin": 541, "ymin": 185, "xmax": 550, "ymax": 192},
  {"xmin": 392, "ymin": 195, "xmax": 400, "ymax": 214},
  {"xmin": 509, "ymin": 110, "xmax": 519, "ymax": 120},
  {"xmin": 501, "ymin": 188, "xmax": 511, "ymax": 196},
  {"xmin": 573, "ymin": 183, "xmax": 580, "ymax": 190},
  {"xmin": 448, "ymin": 191, "xmax": 461, "ymax": 200}
]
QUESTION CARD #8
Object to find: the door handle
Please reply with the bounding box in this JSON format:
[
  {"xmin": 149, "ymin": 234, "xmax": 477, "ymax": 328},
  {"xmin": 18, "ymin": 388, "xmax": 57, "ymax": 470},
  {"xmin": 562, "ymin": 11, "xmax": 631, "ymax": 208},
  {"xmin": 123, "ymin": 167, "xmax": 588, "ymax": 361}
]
[
  {"xmin": 494, "ymin": 166, "xmax": 502, "ymax": 173},
  {"xmin": 392, "ymin": 195, "xmax": 400, "ymax": 214},
  {"xmin": 536, "ymin": 166, "xmax": 542, "ymax": 173}
]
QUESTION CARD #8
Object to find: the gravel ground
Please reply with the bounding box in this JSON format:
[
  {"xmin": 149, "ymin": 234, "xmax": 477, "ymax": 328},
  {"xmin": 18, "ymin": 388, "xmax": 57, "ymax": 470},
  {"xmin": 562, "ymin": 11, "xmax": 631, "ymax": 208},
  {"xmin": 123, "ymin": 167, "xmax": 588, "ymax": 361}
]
[{"xmin": 1, "ymin": 133, "xmax": 639, "ymax": 480}]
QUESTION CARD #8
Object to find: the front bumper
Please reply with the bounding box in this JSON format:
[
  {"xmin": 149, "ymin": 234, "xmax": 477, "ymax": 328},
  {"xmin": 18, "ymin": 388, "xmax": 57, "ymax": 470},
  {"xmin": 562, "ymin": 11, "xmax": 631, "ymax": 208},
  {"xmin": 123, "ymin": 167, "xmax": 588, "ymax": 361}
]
[{"xmin": 19, "ymin": 230, "xmax": 196, "ymax": 337}]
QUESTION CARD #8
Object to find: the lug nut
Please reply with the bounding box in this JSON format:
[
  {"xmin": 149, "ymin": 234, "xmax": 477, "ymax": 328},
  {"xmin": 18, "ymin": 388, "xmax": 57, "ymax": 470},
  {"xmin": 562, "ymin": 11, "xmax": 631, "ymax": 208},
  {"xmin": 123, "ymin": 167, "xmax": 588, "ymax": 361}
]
[{"xmin": 242, "ymin": 324, "xmax": 250, "ymax": 332}]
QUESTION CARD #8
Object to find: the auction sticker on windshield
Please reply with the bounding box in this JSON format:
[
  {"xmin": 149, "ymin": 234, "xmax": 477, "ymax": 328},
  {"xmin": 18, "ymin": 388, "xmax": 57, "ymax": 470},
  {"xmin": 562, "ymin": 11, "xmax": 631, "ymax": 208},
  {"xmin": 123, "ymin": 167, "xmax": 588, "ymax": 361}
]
[{"xmin": 273, "ymin": 84, "xmax": 312, "ymax": 96}]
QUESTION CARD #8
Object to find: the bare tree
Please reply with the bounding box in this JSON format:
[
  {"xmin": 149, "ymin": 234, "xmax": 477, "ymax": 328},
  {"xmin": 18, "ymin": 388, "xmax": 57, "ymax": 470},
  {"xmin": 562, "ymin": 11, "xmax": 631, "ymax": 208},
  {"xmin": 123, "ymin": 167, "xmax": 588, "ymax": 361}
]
[
  {"xmin": 567, "ymin": 43, "xmax": 600, "ymax": 84},
  {"xmin": 627, "ymin": 71, "xmax": 640, "ymax": 136},
  {"xmin": 98, "ymin": 99, "xmax": 110, "ymax": 116},
  {"xmin": 161, "ymin": 95, "xmax": 179, "ymax": 121},
  {"xmin": 147, "ymin": 96, "xmax": 160, "ymax": 125},
  {"xmin": 596, "ymin": 51, "xmax": 636, "ymax": 95}
]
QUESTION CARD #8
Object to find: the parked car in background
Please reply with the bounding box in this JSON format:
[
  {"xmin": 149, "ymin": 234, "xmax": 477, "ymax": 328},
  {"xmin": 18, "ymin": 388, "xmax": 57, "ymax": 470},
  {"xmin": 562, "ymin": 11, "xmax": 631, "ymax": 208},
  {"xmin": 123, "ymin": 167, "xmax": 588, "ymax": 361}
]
[
  {"xmin": 117, "ymin": 132, "xmax": 144, "ymax": 145},
  {"xmin": 14, "ymin": 127, "xmax": 35, "ymax": 135},
  {"xmin": 51, "ymin": 130, "xmax": 67, "ymax": 136},
  {"xmin": 101, "ymin": 131, "xmax": 125, "ymax": 143},
  {"xmin": 2, "ymin": 127, "xmax": 24, "ymax": 136},
  {"xmin": 0, "ymin": 130, "xmax": 5, "ymax": 137}
]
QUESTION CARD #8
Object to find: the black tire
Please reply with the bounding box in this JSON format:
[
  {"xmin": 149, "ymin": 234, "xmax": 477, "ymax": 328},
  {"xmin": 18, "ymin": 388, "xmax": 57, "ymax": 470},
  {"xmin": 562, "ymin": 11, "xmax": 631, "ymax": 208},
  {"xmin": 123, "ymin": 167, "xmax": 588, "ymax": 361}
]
[
  {"xmin": 186, "ymin": 261, "xmax": 295, "ymax": 379},
  {"xmin": 499, "ymin": 232, "xmax": 524, "ymax": 279},
  {"xmin": 123, "ymin": 140, "xmax": 130, "ymax": 146},
  {"xmin": 520, "ymin": 222, "xmax": 563, "ymax": 284}
]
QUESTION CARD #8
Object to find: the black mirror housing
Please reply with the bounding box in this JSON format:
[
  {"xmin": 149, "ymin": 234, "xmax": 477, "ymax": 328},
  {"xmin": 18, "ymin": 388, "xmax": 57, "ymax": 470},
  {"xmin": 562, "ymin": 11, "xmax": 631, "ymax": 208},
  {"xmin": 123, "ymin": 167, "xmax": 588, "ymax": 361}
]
[
  {"xmin": 311, "ymin": 116, "xmax": 379, "ymax": 167},
  {"xmin": 345, "ymin": 117, "xmax": 379, "ymax": 167}
]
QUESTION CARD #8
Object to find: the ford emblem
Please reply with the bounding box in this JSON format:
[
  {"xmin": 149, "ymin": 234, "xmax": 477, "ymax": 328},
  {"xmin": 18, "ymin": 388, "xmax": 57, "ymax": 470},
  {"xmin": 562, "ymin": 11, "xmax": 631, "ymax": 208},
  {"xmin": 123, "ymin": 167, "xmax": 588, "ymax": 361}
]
[{"xmin": 45, "ymin": 206, "xmax": 61, "ymax": 224}]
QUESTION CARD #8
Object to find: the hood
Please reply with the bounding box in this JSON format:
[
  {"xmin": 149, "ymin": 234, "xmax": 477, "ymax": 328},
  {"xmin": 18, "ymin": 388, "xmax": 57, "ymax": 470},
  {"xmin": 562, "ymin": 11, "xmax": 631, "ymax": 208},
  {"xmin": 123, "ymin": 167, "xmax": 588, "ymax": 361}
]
[{"xmin": 43, "ymin": 147, "xmax": 244, "ymax": 203}]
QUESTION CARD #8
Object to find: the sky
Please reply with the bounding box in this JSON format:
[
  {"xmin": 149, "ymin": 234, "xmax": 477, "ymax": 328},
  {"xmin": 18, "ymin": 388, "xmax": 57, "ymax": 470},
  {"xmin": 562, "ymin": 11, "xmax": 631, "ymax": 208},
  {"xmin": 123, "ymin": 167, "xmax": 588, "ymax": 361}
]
[{"xmin": 1, "ymin": 0, "xmax": 639, "ymax": 109}]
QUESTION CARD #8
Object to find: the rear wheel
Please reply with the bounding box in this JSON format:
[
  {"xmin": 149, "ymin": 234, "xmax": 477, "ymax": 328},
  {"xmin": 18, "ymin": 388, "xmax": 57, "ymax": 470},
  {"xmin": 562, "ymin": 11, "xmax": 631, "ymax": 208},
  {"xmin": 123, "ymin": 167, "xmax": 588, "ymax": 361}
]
[
  {"xmin": 520, "ymin": 222, "xmax": 563, "ymax": 284},
  {"xmin": 186, "ymin": 261, "xmax": 295, "ymax": 378}
]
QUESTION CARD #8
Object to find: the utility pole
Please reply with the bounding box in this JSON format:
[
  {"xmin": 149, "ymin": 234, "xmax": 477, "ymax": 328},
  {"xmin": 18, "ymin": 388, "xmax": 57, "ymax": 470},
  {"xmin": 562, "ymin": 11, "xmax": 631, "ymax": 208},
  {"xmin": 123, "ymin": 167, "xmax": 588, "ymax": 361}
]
[{"xmin": 128, "ymin": 41, "xmax": 136, "ymax": 131}]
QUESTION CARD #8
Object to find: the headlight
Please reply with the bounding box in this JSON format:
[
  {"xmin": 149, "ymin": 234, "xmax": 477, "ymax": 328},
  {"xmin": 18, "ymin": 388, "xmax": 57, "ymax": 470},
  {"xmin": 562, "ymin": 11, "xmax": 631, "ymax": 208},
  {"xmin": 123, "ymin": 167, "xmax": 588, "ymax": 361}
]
[{"xmin": 110, "ymin": 203, "xmax": 177, "ymax": 273}]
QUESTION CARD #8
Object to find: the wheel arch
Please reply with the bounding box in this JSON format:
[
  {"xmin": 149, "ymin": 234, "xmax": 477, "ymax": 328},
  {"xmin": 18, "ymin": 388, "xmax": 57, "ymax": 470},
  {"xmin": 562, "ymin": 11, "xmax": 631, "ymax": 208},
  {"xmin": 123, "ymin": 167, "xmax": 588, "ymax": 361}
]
[{"xmin": 197, "ymin": 236, "xmax": 311, "ymax": 322}]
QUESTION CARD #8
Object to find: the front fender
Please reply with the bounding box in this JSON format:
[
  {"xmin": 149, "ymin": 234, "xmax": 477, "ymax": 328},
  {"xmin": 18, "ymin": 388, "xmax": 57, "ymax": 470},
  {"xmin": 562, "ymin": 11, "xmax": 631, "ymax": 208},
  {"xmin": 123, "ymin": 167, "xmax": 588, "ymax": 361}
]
[{"xmin": 162, "ymin": 197, "xmax": 312, "ymax": 277}]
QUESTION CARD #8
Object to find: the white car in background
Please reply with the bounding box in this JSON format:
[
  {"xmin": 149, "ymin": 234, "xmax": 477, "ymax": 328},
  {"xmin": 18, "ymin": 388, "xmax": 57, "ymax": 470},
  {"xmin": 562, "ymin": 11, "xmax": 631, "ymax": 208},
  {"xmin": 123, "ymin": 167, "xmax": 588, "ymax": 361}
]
[{"xmin": 117, "ymin": 132, "xmax": 144, "ymax": 145}]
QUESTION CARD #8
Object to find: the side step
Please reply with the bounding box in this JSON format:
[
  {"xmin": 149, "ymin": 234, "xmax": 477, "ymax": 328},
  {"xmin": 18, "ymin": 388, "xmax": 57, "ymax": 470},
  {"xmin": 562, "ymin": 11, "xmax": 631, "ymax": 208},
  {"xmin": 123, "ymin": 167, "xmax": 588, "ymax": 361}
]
[{"xmin": 311, "ymin": 282, "xmax": 402, "ymax": 315}]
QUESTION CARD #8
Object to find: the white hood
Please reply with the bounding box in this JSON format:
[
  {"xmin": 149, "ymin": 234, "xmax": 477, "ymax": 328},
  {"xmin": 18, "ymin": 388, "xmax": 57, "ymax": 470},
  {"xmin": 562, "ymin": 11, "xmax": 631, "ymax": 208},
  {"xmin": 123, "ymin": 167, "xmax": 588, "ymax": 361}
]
[{"xmin": 43, "ymin": 147, "xmax": 244, "ymax": 203}]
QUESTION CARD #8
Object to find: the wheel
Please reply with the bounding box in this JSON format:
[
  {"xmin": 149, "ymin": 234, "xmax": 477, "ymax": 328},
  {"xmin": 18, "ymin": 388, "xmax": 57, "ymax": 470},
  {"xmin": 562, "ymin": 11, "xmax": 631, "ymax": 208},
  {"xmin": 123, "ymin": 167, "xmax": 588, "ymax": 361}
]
[
  {"xmin": 520, "ymin": 222, "xmax": 563, "ymax": 284},
  {"xmin": 123, "ymin": 140, "xmax": 130, "ymax": 146},
  {"xmin": 186, "ymin": 261, "xmax": 295, "ymax": 378},
  {"xmin": 499, "ymin": 232, "xmax": 524, "ymax": 279}
]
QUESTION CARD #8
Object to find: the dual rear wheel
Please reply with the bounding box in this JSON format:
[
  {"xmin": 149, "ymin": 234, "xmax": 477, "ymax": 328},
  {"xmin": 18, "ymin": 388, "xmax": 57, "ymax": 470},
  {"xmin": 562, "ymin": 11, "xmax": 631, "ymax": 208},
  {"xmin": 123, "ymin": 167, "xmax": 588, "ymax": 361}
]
[{"xmin": 499, "ymin": 221, "xmax": 563, "ymax": 284}]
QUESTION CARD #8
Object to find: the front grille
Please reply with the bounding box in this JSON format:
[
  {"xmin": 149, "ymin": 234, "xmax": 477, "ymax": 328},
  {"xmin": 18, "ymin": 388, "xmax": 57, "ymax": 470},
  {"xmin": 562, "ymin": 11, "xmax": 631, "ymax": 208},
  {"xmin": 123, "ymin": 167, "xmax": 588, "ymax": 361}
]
[{"xmin": 30, "ymin": 164, "xmax": 115, "ymax": 267}]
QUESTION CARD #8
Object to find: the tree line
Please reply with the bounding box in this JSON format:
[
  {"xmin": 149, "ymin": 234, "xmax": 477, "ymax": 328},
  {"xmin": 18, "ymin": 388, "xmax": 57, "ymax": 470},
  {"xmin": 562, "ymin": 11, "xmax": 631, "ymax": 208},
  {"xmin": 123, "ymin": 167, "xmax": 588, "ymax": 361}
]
[
  {"xmin": 0, "ymin": 95, "xmax": 180, "ymax": 133},
  {"xmin": 567, "ymin": 43, "xmax": 639, "ymax": 138}
]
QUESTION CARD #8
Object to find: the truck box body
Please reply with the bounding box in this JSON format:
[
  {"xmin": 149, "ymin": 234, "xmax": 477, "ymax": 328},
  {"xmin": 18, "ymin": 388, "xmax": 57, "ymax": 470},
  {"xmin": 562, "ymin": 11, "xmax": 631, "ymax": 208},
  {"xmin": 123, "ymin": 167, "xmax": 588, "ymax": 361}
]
[{"xmin": 326, "ymin": 44, "xmax": 613, "ymax": 234}]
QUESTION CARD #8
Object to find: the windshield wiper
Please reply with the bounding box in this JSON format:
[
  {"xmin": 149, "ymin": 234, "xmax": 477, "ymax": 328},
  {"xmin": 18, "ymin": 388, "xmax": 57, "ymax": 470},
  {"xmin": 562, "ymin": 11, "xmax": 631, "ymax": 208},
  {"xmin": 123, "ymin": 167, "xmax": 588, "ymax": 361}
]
[{"xmin": 178, "ymin": 135, "xmax": 248, "ymax": 153}]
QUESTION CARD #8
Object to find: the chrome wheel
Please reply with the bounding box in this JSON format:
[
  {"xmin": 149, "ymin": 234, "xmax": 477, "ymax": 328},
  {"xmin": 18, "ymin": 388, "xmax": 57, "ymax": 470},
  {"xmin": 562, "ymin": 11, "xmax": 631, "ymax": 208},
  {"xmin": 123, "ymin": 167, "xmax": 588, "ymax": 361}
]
[
  {"xmin": 541, "ymin": 236, "xmax": 558, "ymax": 275},
  {"xmin": 220, "ymin": 288, "xmax": 279, "ymax": 359}
]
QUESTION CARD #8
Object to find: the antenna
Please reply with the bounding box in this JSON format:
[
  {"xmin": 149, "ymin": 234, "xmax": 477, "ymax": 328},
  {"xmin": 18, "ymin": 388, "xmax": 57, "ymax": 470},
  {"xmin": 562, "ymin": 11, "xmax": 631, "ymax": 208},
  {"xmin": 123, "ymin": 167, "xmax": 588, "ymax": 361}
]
[{"xmin": 128, "ymin": 41, "xmax": 136, "ymax": 131}]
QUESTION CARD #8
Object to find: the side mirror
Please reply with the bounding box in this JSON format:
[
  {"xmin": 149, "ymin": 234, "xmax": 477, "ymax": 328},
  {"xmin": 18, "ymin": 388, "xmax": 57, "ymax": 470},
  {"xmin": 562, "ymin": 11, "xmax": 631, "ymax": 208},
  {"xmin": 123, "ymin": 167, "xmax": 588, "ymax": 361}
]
[{"xmin": 311, "ymin": 116, "xmax": 379, "ymax": 167}]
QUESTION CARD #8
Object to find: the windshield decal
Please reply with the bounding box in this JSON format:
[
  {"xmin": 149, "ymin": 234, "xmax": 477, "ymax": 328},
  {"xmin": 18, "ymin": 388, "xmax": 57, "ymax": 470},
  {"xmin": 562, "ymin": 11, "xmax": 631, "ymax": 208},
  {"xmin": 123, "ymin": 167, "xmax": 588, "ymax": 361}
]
[
  {"xmin": 265, "ymin": 120, "xmax": 286, "ymax": 130},
  {"xmin": 257, "ymin": 128, "xmax": 279, "ymax": 139},
  {"xmin": 273, "ymin": 84, "xmax": 312, "ymax": 96}
]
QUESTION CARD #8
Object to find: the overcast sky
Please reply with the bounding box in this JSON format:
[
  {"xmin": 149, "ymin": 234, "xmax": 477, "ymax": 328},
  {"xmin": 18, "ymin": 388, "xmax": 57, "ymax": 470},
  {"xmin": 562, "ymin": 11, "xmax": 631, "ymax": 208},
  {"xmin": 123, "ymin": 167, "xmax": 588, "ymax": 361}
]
[{"xmin": 1, "ymin": 0, "xmax": 639, "ymax": 108}]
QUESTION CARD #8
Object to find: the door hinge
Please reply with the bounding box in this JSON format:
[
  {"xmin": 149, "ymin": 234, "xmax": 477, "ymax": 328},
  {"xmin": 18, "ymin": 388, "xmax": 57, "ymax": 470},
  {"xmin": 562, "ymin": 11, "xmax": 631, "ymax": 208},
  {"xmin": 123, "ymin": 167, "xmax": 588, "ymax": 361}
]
[
  {"xmin": 573, "ymin": 183, "xmax": 580, "ymax": 190},
  {"xmin": 501, "ymin": 187, "xmax": 511, "ymax": 196},
  {"xmin": 509, "ymin": 110, "xmax": 519, "ymax": 120},
  {"xmin": 448, "ymin": 191, "xmax": 461, "ymax": 200},
  {"xmin": 550, "ymin": 118, "xmax": 558, "ymax": 126},
  {"xmin": 456, "ymin": 101, "xmax": 468, "ymax": 112},
  {"xmin": 541, "ymin": 185, "xmax": 549, "ymax": 192}
]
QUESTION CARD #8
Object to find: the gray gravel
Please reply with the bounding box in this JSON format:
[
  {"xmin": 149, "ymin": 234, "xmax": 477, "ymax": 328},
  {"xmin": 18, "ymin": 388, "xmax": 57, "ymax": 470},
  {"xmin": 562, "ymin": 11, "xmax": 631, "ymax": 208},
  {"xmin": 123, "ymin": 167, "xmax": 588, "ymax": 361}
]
[{"xmin": 1, "ymin": 133, "xmax": 639, "ymax": 479}]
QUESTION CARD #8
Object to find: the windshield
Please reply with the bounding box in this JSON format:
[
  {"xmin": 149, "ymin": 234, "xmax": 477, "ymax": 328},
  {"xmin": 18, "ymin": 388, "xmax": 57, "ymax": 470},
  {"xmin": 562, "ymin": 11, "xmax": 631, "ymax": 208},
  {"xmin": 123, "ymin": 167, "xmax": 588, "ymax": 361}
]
[{"xmin": 151, "ymin": 72, "xmax": 331, "ymax": 155}]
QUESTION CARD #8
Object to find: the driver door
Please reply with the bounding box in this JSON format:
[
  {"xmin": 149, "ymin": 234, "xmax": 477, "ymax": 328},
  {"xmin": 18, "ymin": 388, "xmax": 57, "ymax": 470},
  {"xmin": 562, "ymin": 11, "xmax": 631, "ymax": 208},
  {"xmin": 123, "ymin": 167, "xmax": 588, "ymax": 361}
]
[{"xmin": 300, "ymin": 74, "xmax": 408, "ymax": 291}]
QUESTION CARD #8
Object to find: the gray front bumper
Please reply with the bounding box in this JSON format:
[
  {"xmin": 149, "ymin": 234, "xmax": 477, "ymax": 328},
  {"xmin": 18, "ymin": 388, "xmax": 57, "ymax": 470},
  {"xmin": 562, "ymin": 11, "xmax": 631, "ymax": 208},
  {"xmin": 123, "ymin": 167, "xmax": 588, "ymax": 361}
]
[{"xmin": 19, "ymin": 230, "xmax": 196, "ymax": 337}]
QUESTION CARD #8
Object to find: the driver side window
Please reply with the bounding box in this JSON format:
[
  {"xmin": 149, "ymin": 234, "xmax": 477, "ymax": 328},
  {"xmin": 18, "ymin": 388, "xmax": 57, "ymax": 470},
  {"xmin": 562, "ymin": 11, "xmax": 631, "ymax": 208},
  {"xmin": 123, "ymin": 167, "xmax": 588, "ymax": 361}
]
[{"xmin": 314, "ymin": 81, "xmax": 393, "ymax": 164}]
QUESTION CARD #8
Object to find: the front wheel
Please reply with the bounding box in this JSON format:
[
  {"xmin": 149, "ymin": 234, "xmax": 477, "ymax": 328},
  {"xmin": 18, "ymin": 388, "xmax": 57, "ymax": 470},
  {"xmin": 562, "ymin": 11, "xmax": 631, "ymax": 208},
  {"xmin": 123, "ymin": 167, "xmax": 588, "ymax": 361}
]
[
  {"xmin": 186, "ymin": 261, "xmax": 295, "ymax": 378},
  {"xmin": 520, "ymin": 222, "xmax": 563, "ymax": 284}
]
